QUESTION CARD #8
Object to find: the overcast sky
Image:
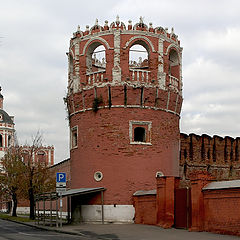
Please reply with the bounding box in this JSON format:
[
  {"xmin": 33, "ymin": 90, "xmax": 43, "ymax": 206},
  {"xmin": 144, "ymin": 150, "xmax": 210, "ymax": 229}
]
[{"xmin": 1, "ymin": 0, "xmax": 240, "ymax": 163}]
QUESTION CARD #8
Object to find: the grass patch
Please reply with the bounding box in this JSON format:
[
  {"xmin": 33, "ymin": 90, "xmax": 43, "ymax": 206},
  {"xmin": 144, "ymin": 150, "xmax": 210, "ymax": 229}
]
[{"xmin": 0, "ymin": 213, "xmax": 34, "ymax": 222}]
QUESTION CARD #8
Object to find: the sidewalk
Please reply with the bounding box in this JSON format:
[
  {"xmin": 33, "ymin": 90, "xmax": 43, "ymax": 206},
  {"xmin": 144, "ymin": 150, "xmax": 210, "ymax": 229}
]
[{"xmin": 23, "ymin": 221, "xmax": 240, "ymax": 240}]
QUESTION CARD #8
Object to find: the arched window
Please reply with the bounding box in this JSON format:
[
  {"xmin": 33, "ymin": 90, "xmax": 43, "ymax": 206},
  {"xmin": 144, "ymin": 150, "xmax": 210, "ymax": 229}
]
[
  {"xmin": 37, "ymin": 150, "xmax": 46, "ymax": 164},
  {"xmin": 8, "ymin": 135, "xmax": 11, "ymax": 147},
  {"xmin": 69, "ymin": 55, "xmax": 74, "ymax": 75},
  {"xmin": 21, "ymin": 150, "xmax": 30, "ymax": 163},
  {"xmin": 134, "ymin": 127, "xmax": 146, "ymax": 142},
  {"xmin": 129, "ymin": 44, "xmax": 149, "ymax": 69},
  {"xmin": 168, "ymin": 49, "xmax": 180, "ymax": 79},
  {"xmin": 0, "ymin": 135, "xmax": 2, "ymax": 147},
  {"xmin": 86, "ymin": 43, "xmax": 106, "ymax": 73}
]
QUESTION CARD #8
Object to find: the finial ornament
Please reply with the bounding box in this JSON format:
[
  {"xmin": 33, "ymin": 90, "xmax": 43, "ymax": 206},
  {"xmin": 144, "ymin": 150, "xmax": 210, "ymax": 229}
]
[
  {"xmin": 171, "ymin": 27, "xmax": 174, "ymax": 34},
  {"xmin": 116, "ymin": 15, "xmax": 120, "ymax": 24},
  {"xmin": 86, "ymin": 25, "xmax": 89, "ymax": 31},
  {"xmin": 128, "ymin": 20, "xmax": 132, "ymax": 25},
  {"xmin": 139, "ymin": 16, "xmax": 144, "ymax": 24},
  {"xmin": 77, "ymin": 25, "xmax": 80, "ymax": 32},
  {"xmin": 95, "ymin": 19, "xmax": 99, "ymax": 25},
  {"xmin": 105, "ymin": 20, "xmax": 108, "ymax": 26},
  {"xmin": 149, "ymin": 22, "xmax": 153, "ymax": 28}
]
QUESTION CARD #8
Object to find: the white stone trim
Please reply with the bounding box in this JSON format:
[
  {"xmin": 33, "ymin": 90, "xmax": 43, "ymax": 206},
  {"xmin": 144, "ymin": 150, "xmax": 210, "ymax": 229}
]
[
  {"xmin": 129, "ymin": 120, "xmax": 152, "ymax": 145},
  {"xmin": 69, "ymin": 105, "xmax": 180, "ymax": 117},
  {"xmin": 74, "ymin": 43, "xmax": 79, "ymax": 56},
  {"xmin": 165, "ymin": 43, "xmax": 181, "ymax": 57},
  {"xmin": 69, "ymin": 49, "xmax": 75, "ymax": 59},
  {"xmin": 166, "ymin": 91, "xmax": 170, "ymax": 110},
  {"xmin": 70, "ymin": 125, "xmax": 78, "ymax": 149},
  {"xmin": 124, "ymin": 35, "xmax": 156, "ymax": 52},
  {"xmin": 73, "ymin": 30, "xmax": 181, "ymax": 49},
  {"xmin": 82, "ymin": 37, "xmax": 111, "ymax": 56},
  {"xmin": 112, "ymin": 30, "xmax": 122, "ymax": 83}
]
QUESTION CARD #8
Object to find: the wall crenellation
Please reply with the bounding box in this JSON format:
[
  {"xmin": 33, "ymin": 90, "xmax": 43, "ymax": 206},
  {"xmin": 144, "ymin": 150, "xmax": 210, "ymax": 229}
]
[
  {"xmin": 180, "ymin": 133, "xmax": 240, "ymax": 181},
  {"xmin": 72, "ymin": 16, "xmax": 180, "ymax": 45}
]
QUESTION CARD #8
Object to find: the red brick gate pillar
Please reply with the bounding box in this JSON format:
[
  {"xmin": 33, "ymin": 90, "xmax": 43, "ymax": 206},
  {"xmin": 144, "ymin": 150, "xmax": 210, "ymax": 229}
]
[
  {"xmin": 189, "ymin": 171, "xmax": 212, "ymax": 231},
  {"xmin": 156, "ymin": 176, "xmax": 179, "ymax": 228}
]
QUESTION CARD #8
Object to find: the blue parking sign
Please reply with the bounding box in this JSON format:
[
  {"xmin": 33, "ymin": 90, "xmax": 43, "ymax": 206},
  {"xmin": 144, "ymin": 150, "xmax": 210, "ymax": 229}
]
[{"xmin": 56, "ymin": 172, "xmax": 66, "ymax": 183}]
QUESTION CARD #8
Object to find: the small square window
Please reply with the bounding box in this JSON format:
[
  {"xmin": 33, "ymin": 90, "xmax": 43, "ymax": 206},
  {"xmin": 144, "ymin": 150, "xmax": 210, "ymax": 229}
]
[
  {"xmin": 71, "ymin": 126, "xmax": 78, "ymax": 149},
  {"xmin": 129, "ymin": 121, "xmax": 152, "ymax": 145}
]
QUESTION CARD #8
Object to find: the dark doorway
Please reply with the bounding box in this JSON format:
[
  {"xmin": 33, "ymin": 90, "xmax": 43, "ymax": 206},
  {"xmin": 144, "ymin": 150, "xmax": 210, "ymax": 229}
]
[{"xmin": 174, "ymin": 188, "xmax": 191, "ymax": 229}]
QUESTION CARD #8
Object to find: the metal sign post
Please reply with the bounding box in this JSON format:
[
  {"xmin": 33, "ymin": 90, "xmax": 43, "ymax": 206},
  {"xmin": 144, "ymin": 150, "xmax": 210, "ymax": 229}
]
[
  {"xmin": 56, "ymin": 172, "xmax": 66, "ymax": 227},
  {"xmin": 60, "ymin": 193, "xmax": 63, "ymax": 228}
]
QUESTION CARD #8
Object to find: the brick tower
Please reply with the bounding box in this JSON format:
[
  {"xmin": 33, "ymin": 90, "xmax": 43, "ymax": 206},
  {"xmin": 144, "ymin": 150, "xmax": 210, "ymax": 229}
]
[{"xmin": 66, "ymin": 17, "xmax": 183, "ymax": 222}]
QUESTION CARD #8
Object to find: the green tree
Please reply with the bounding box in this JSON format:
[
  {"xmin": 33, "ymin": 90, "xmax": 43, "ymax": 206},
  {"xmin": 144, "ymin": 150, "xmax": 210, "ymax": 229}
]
[{"xmin": 0, "ymin": 147, "xmax": 25, "ymax": 217}]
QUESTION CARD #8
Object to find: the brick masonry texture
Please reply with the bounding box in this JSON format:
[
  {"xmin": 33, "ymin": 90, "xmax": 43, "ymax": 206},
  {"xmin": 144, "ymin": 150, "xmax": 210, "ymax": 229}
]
[
  {"xmin": 180, "ymin": 133, "xmax": 240, "ymax": 184},
  {"xmin": 66, "ymin": 18, "xmax": 183, "ymax": 205}
]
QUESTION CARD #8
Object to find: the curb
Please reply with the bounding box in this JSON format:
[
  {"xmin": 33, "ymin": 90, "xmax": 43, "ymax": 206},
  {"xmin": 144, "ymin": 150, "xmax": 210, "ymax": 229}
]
[{"xmin": 0, "ymin": 217, "xmax": 114, "ymax": 239}]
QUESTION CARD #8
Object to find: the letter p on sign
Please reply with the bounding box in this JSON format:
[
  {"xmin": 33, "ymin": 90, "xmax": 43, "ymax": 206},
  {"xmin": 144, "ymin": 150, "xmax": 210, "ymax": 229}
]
[{"xmin": 56, "ymin": 172, "xmax": 66, "ymax": 183}]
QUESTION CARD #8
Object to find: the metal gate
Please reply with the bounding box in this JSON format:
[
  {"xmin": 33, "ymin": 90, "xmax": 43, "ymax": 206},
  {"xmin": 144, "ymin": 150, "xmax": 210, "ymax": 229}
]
[{"xmin": 174, "ymin": 188, "xmax": 191, "ymax": 229}]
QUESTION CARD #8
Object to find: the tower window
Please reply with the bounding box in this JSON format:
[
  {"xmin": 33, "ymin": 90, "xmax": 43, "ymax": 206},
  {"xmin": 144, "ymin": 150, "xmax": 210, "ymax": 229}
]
[
  {"xmin": 129, "ymin": 120, "xmax": 152, "ymax": 145},
  {"xmin": 86, "ymin": 43, "xmax": 106, "ymax": 73},
  {"xmin": 129, "ymin": 44, "xmax": 149, "ymax": 69},
  {"xmin": 134, "ymin": 127, "xmax": 146, "ymax": 142},
  {"xmin": 0, "ymin": 134, "xmax": 2, "ymax": 147},
  {"xmin": 71, "ymin": 126, "xmax": 78, "ymax": 149},
  {"xmin": 8, "ymin": 135, "xmax": 11, "ymax": 147},
  {"xmin": 168, "ymin": 49, "xmax": 180, "ymax": 79}
]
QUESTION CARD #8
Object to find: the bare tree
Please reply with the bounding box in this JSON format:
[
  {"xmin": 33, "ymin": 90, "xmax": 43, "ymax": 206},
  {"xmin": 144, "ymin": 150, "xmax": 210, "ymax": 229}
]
[{"xmin": 21, "ymin": 132, "xmax": 55, "ymax": 219}]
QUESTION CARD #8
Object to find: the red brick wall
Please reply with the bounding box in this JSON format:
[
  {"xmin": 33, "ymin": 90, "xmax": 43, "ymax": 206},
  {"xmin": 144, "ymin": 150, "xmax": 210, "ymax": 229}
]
[
  {"xmin": 133, "ymin": 194, "xmax": 156, "ymax": 225},
  {"xmin": 203, "ymin": 189, "xmax": 240, "ymax": 236},
  {"xmin": 70, "ymin": 107, "xmax": 180, "ymax": 205},
  {"xmin": 51, "ymin": 158, "xmax": 71, "ymax": 188},
  {"xmin": 180, "ymin": 133, "xmax": 240, "ymax": 183}
]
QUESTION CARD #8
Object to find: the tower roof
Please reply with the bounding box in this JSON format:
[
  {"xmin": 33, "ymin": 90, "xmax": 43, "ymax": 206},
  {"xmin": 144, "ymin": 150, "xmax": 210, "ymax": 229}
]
[{"xmin": 0, "ymin": 109, "xmax": 14, "ymax": 124}]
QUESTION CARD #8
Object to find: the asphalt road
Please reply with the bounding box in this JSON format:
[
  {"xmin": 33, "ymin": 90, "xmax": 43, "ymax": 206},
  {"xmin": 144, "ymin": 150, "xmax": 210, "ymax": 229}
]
[{"xmin": 0, "ymin": 219, "xmax": 86, "ymax": 240}]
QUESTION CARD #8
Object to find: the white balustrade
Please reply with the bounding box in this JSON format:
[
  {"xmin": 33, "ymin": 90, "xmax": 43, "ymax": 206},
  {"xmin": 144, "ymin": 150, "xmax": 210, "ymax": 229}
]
[
  {"xmin": 86, "ymin": 71, "xmax": 105, "ymax": 85},
  {"xmin": 130, "ymin": 69, "xmax": 150, "ymax": 83},
  {"xmin": 169, "ymin": 75, "xmax": 179, "ymax": 91}
]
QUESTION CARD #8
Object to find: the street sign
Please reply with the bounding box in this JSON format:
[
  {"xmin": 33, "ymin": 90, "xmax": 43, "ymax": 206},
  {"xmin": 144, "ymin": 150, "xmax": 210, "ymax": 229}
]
[
  {"xmin": 56, "ymin": 187, "xmax": 66, "ymax": 193},
  {"xmin": 56, "ymin": 173, "xmax": 66, "ymax": 196},
  {"xmin": 56, "ymin": 182, "xmax": 66, "ymax": 188},
  {"xmin": 56, "ymin": 172, "xmax": 66, "ymax": 183}
]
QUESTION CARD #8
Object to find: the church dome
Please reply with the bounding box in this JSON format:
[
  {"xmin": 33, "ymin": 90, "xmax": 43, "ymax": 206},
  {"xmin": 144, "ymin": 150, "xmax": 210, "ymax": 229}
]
[{"xmin": 0, "ymin": 109, "xmax": 14, "ymax": 124}]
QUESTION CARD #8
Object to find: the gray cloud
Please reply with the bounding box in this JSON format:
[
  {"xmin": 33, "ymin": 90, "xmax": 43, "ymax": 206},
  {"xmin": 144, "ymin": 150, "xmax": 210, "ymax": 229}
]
[{"xmin": 1, "ymin": 0, "xmax": 240, "ymax": 162}]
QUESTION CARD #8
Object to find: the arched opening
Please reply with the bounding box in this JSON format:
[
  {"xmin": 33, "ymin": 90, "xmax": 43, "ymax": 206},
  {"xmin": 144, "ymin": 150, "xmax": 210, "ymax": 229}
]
[
  {"xmin": 129, "ymin": 44, "xmax": 149, "ymax": 69},
  {"xmin": 8, "ymin": 135, "xmax": 11, "ymax": 147},
  {"xmin": 37, "ymin": 150, "xmax": 46, "ymax": 164},
  {"xmin": 0, "ymin": 135, "xmax": 2, "ymax": 147},
  {"xmin": 134, "ymin": 127, "xmax": 146, "ymax": 142},
  {"xmin": 86, "ymin": 43, "xmax": 106, "ymax": 73},
  {"xmin": 21, "ymin": 150, "xmax": 30, "ymax": 163},
  {"xmin": 69, "ymin": 55, "xmax": 74, "ymax": 75},
  {"xmin": 168, "ymin": 49, "xmax": 180, "ymax": 79}
]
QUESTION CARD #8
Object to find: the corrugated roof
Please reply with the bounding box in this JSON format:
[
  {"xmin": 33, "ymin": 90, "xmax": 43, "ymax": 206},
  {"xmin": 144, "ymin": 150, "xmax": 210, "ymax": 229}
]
[
  {"xmin": 202, "ymin": 180, "xmax": 240, "ymax": 191},
  {"xmin": 61, "ymin": 187, "xmax": 105, "ymax": 197},
  {"xmin": 133, "ymin": 189, "xmax": 156, "ymax": 196}
]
